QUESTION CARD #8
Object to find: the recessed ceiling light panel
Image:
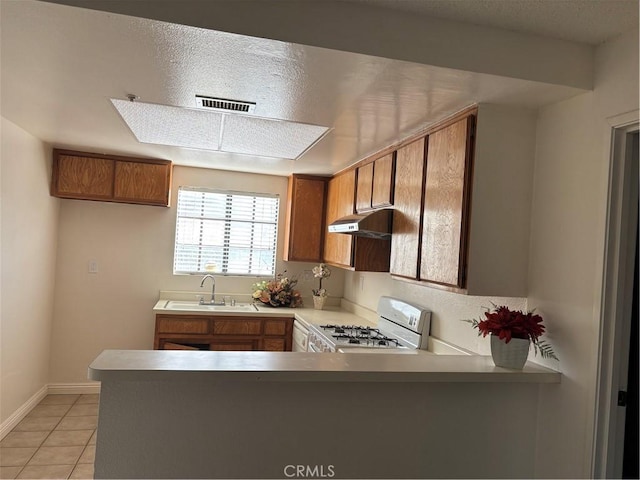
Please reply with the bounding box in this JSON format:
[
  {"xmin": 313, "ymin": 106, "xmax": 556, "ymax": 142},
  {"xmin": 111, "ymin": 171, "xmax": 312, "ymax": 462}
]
[
  {"xmin": 111, "ymin": 98, "xmax": 329, "ymax": 160},
  {"xmin": 222, "ymin": 115, "xmax": 329, "ymax": 159},
  {"xmin": 111, "ymin": 99, "xmax": 222, "ymax": 150}
]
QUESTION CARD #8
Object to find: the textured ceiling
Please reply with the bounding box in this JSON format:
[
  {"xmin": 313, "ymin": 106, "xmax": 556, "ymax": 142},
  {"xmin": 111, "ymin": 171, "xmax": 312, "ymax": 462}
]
[
  {"xmin": 348, "ymin": 0, "xmax": 639, "ymax": 45},
  {"xmin": 1, "ymin": 0, "xmax": 635, "ymax": 176}
]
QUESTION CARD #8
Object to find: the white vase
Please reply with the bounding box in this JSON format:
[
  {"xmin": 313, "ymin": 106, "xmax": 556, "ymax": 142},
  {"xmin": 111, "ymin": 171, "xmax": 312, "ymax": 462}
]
[
  {"xmin": 490, "ymin": 335, "xmax": 530, "ymax": 369},
  {"xmin": 313, "ymin": 295, "xmax": 327, "ymax": 310}
]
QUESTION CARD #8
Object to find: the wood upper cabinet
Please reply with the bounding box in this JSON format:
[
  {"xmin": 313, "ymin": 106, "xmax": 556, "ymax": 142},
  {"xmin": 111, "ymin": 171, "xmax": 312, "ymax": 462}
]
[
  {"xmin": 323, "ymin": 170, "xmax": 355, "ymax": 268},
  {"xmin": 371, "ymin": 153, "xmax": 394, "ymax": 208},
  {"xmin": 53, "ymin": 153, "xmax": 114, "ymax": 200},
  {"xmin": 355, "ymin": 153, "xmax": 394, "ymax": 212},
  {"xmin": 419, "ymin": 116, "xmax": 474, "ymax": 288},
  {"xmin": 114, "ymin": 161, "xmax": 171, "ymax": 205},
  {"xmin": 283, "ymin": 174, "xmax": 329, "ymax": 262},
  {"xmin": 390, "ymin": 138, "xmax": 426, "ymax": 279},
  {"xmin": 388, "ymin": 104, "xmax": 535, "ymax": 296},
  {"xmin": 51, "ymin": 149, "xmax": 172, "ymax": 206},
  {"xmin": 323, "ymin": 169, "xmax": 391, "ymax": 272},
  {"xmin": 355, "ymin": 162, "xmax": 373, "ymax": 212},
  {"xmin": 154, "ymin": 315, "xmax": 293, "ymax": 351}
]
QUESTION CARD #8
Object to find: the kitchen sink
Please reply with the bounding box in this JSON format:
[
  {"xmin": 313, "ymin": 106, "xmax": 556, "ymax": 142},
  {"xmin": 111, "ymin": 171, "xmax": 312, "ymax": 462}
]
[{"xmin": 162, "ymin": 300, "xmax": 259, "ymax": 312}]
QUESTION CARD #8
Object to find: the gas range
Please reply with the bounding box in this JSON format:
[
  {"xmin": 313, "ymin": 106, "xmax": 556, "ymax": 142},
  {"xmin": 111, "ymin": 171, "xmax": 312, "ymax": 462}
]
[{"xmin": 307, "ymin": 297, "xmax": 431, "ymax": 353}]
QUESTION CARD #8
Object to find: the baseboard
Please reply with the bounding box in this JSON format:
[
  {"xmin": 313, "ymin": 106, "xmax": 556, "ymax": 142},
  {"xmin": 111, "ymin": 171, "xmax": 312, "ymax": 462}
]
[
  {"xmin": 0, "ymin": 382, "xmax": 101, "ymax": 440},
  {"xmin": 0, "ymin": 385, "xmax": 48, "ymax": 440},
  {"xmin": 47, "ymin": 382, "xmax": 101, "ymax": 395}
]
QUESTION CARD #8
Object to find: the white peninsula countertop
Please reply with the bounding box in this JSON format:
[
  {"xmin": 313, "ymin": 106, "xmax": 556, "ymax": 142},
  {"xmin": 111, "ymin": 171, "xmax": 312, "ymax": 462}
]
[
  {"xmin": 94, "ymin": 297, "xmax": 562, "ymax": 479},
  {"xmin": 89, "ymin": 349, "xmax": 560, "ymax": 383}
]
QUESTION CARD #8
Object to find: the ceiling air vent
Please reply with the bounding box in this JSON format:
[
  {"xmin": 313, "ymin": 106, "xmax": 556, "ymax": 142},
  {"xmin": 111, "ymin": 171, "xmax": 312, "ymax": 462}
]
[{"xmin": 195, "ymin": 95, "xmax": 256, "ymax": 114}]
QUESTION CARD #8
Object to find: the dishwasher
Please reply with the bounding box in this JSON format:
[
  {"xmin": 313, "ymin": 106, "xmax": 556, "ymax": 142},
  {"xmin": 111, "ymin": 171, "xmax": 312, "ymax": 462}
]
[{"xmin": 292, "ymin": 320, "xmax": 309, "ymax": 352}]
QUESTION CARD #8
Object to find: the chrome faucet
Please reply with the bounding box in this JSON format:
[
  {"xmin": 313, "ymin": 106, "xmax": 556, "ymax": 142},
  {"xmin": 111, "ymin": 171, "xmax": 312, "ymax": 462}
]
[{"xmin": 199, "ymin": 275, "xmax": 224, "ymax": 305}]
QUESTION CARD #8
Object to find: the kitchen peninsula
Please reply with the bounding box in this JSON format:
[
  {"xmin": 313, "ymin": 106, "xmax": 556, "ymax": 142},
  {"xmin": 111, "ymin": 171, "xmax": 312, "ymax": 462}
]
[{"xmin": 90, "ymin": 348, "xmax": 559, "ymax": 479}]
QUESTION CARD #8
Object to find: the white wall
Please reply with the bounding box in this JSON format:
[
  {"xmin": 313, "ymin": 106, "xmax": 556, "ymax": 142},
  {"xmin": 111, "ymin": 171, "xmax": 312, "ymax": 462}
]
[
  {"xmin": 0, "ymin": 117, "xmax": 59, "ymax": 424},
  {"xmin": 344, "ymin": 272, "xmax": 527, "ymax": 356},
  {"xmin": 530, "ymin": 28, "xmax": 639, "ymax": 478},
  {"xmin": 344, "ymin": 27, "xmax": 639, "ymax": 478},
  {"xmin": 49, "ymin": 165, "xmax": 344, "ymax": 383}
]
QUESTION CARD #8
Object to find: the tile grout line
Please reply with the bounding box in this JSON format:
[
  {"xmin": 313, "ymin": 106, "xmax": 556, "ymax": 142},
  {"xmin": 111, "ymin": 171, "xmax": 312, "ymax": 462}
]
[
  {"xmin": 5, "ymin": 394, "xmax": 97, "ymax": 480},
  {"xmin": 12, "ymin": 395, "xmax": 77, "ymax": 480}
]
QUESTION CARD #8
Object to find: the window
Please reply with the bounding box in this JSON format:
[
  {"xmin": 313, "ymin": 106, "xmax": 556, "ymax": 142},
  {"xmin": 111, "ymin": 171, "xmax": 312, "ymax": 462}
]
[{"xmin": 173, "ymin": 187, "xmax": 279, "ymax": 276}]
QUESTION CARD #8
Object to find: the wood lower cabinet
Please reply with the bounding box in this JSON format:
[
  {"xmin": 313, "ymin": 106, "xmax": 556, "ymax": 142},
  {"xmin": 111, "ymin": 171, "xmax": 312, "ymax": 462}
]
[
  {"xmin": 51, "ymin": 149, "xmax": 172, "ymax": 206},
  {"xmin": 154, "ymin": 315, "xmax": 293, "ymax": 351},
  {"xmin": 210, "ymin": 339, "xmax": 260, "ymax": 351}
]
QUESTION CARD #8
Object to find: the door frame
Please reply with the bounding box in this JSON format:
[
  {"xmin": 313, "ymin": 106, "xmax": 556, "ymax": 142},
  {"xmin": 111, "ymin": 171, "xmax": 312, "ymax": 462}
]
[{"xmin": 592, "ymin": 110, "xmax": 639, "ymax": 478}]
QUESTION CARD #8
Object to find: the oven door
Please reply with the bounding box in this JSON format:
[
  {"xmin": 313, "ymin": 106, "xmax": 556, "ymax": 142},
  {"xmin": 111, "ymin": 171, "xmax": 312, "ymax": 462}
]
[{"xmin": 336, "ymin": 347, "xmax": 421, "ymax": 354}]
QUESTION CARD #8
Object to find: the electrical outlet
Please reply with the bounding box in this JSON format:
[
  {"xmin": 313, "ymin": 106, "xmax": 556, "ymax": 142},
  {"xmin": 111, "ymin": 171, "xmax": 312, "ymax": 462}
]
[
  {"xmin": 359, "ymin": 276, "xmax": 365, "ymax": 292},
  {"xmin": 303, "ymin": 270, "xmax": 313, "ymax": 282},
  {"xmin": 88, "ymin": 260, "xmax": 98, "ymax": 274}
]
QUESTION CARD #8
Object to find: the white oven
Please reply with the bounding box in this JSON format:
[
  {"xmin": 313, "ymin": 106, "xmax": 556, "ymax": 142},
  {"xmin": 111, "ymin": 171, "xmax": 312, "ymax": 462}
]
[{"xmin": 307, "ymin": 297, "xmax": 431, "ymax": 353}]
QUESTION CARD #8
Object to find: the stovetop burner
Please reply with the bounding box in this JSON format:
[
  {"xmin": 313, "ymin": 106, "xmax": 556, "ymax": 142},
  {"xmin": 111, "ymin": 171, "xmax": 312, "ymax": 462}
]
[
  {"xmin": 306, "ymin": 297, "xmax": 431, "ymax": 353},
  {"xmin": 318, "ymin": 325, "xmax": 403, "ymax": 347}
]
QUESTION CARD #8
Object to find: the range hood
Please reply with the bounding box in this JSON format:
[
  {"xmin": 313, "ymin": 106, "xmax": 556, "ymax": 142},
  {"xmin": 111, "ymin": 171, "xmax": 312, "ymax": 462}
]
[{"xmin": 328, "ymin": 208, "xmax": 393, "ymax": 239}]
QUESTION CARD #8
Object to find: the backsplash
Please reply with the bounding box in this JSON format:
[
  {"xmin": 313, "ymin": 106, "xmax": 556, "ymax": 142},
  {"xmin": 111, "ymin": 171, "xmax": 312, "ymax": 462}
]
[{"xmin": 343, "ymin": 270, "xmax": 527, "ymax": 356}]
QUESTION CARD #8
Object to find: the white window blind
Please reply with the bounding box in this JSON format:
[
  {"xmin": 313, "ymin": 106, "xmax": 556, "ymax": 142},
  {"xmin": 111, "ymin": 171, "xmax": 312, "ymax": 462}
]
[{"xmin": 173, "ymin": 187, "xmax": 279, "ymax": 276}]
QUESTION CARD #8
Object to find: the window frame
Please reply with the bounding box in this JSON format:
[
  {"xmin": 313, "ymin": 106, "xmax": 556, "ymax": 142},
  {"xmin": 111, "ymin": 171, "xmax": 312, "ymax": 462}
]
[{"xmin": 173, "ymin": 186, "xmax": 280, "ymax": 277}]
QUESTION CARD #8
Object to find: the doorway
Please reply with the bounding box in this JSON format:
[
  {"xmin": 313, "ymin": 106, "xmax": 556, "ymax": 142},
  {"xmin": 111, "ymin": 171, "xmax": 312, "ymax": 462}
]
[
  {"xmin": 593, "ymin": 118, "xmax": 639, "ymax": 479},
  {"xmin": 622, "ymin": 215, "xmax": 638, "ymax": 478}
]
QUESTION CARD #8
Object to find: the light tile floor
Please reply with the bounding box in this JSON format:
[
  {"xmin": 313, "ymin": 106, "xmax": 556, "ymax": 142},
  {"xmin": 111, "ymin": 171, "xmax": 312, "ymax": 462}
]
[{"xmin": 0, "ymin": 394, "xmax": 98, "ymax": 479}]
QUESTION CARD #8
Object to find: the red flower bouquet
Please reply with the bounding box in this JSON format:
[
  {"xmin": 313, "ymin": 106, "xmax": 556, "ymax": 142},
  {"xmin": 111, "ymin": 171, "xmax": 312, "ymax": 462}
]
[{"xmin": 466, "ymin": 304, "xmax": 558, "ymax": 360}]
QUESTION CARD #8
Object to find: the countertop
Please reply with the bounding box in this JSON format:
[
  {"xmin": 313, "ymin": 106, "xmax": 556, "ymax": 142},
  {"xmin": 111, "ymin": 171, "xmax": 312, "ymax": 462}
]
[
  {"xmin": 152, "ymin": 298, "xmax": 377, "ymax": 329},
  {"xmin": 145, "ymin": 293, "xmax": 561, "ymax": 382},
  {"xmin": 89, "ymin": 349, "xmax": 560, "ymax": 383}
]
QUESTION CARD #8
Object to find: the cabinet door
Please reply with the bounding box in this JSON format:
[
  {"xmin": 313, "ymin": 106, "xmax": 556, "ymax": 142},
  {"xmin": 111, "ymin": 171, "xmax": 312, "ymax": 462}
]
[
  {"xmin": 323, "ymin": 170, "xmax": 355, "ymax": 267},
  {"xmin": 263, "ymin": 338, "xmax": 286, "ymax": 351},
  {"xmin": 420, "ymin": 117, "xmax": 473, "ymax": 287},
  {"xmin": 264, "ymin": 319, "xmax": 287, "ymax": 336},
  {"xmin": 371, "ymin": 153, "xmax": 394, "ymax": 208},
  {"xmin": 355, "ymin": 162, "xmax": 373, "ymax": 212},
  {"xmin": 212, "ymin": 319, "xmax": 262, "ymax": 335},
  {"xmin": 156, "ymin": 316, "xmax": 210, "ymax": 334},
  {"xmin": 52, "ymin": 153, "xmax": 114, "ymax": 200},
  {"xmin": 159, "ymin": 340, "xmax": 209, "ymax": 350},
  {"xmin": 114, "ymin": 161, "xmax": 171, "ymax": 206},
  {"xmin": 283, "ymin": 175, "xmax": 328, "ymax": 262},
  {"xmin": 210, "ymin": 339, "xmax": 259, "ymax": 351},
  {"xmin": 390, "ymin": 138, "xmax": 426, "ymax": 279},
  {"xmin": 51, "ymin": 149, "xmax": 171, "ymax": 207}
]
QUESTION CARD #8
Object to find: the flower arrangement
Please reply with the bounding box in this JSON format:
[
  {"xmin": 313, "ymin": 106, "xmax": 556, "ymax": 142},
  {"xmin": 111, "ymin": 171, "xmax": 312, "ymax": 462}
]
[
  {"xmin": 465, "ymin": 304, "xmax": 558, "ymax": 360},
  {"xmin": 251, "ymin": 272, "xmax": 303, "ymax": 308},
  {"xmin": 311, "ymin": 263, "xmax": 331, "ymax": 297}
]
